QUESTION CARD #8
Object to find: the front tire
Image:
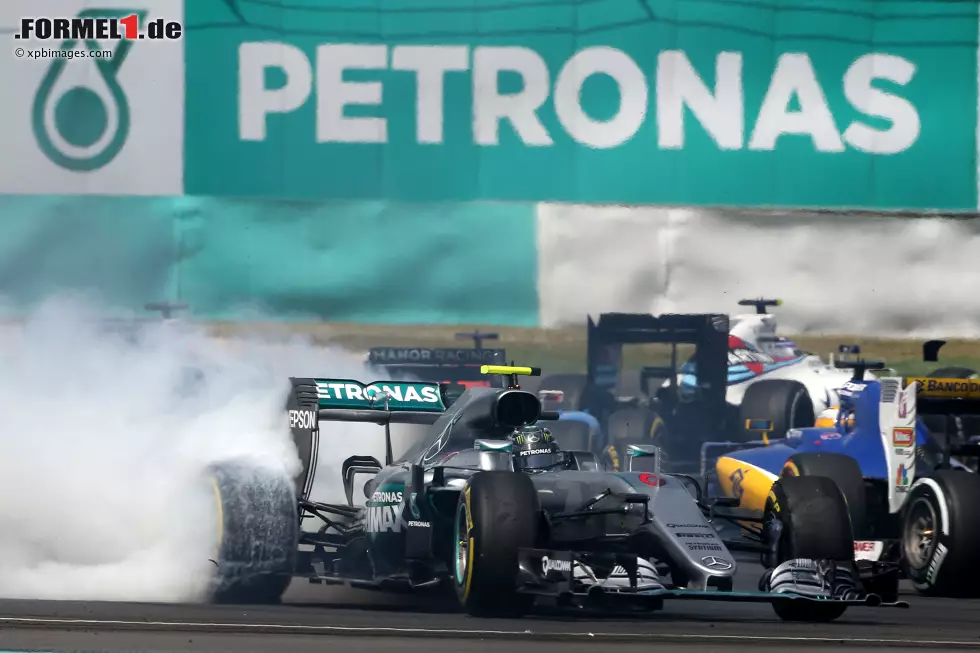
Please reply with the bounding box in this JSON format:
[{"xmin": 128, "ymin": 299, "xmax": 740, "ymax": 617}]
[
  {"xmin": 901, "ymin": 471, "xmax": 980, "ymax": 597},
  {"xmin": 781, "ymin": 452, "xmax": 869, "ymax": 540},
  {"xmin": 764, "ymin": 475, "xmax": 852, "ymax": 622},
  {"xmin": 453, "ymin": 471, "xmax": 539, "ymax": 617}
]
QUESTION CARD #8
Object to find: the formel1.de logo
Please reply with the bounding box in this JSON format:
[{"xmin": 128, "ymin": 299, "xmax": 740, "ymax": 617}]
[{"xmin": 14, "ymin": 13, "xmax": 182, "ymax": 41}]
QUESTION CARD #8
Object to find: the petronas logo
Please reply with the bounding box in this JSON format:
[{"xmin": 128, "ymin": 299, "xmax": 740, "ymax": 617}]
[{"xmin": 31, "ymin": 8, "xmax": 146, "ymax": 172}]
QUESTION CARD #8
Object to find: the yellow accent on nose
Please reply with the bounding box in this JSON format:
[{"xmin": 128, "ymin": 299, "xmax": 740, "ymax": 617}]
[{"xmin": 715, "ymin": 456, "xmax": 778, "ymax": 515}]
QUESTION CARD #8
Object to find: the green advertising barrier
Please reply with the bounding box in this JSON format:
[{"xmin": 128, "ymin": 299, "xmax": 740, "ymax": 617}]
[
  {"xmin": 0, "ymin": 197, "xmax": 539, "ymax": 324},
  {"xmin": 185, "ymin": 0, "xmax": 978, "ymax": 210},
  {"xmin": 0, "ymin": 196, "xmax": 177, "ymax": 310}
]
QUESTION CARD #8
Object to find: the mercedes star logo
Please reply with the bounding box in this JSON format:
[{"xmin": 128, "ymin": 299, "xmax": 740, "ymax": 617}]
[
  {"xmin": 701, "ymin": 556, "xmax": 733, "ymax": 570},
  {"xmin": 527, "ymin": 433, "xmax": 540, "ymax": 443}
]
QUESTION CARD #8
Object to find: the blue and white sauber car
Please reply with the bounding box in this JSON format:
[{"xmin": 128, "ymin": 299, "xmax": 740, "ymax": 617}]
[
  {"xmin": 713, "ymin": 350, "xmax": 980, "ymax": 598},
  {"xmin": 214, "ymin": 364, "xmax": 914, "ymax": 621}
]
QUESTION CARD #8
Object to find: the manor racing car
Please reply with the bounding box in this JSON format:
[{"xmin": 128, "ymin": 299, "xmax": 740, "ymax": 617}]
[{"xmin": 265, "ymin": 365, "xmax": 909, "ymax": 620}]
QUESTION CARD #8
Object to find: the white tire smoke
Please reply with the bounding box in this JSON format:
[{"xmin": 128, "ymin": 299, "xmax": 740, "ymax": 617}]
[{"xmin": 0, "ymin": 294, "xmax": 387, "ymax": 602}]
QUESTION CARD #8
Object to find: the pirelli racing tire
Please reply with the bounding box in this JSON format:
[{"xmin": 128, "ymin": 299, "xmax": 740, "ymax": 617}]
[
  {"xmin": 600, "ymin": 408, "xmax": 665, "ymax": 472},
  {"xmin": 781, "ymin": 452, "xmax": 869, "ymax": 540},
  {"xmin": 453, "ymin": 471, "xmax": 539, "ymax": 617},
  {"xmin": 901, "ymin": 471, "xmax": 980, "ymax": 598},
  {"xmin": 207, "ymin": 461, "xmax": 299, "ymax": 604},
  {"xmin": 764, "ymin": 476, "xmax": 853, "ymax": 622},
  {"xmin": 739, "ymin": 380, "xmax": 815, "ymax": 441},
  {"xmin": 928, "ymin": 366, "xmax": 978, "ymax": 379}
]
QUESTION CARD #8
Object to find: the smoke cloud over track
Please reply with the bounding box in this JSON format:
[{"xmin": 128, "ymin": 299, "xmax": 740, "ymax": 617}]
[
  {"xmin": 538, "ymin": 206, "xmax": 980, "ymax": 338},
  {"xmin": 0, "ymin": 294, "xmax": 390, "ymax": 602}
]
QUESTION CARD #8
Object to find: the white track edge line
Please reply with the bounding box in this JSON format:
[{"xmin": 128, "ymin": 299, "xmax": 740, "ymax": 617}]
[{"xmin": 0, "ymin": 616, "xmax": 979, "ymax": 647}]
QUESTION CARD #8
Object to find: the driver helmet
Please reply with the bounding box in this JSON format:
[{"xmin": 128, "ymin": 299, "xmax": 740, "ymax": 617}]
[{"xmin": 511, "ymin": 425, "xmax": 565, "ymax": 472}]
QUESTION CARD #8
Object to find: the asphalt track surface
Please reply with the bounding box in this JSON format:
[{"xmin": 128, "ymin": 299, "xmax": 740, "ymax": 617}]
[{"xmin": 1, "ymin": 556, "xmax": 978, "ymax": 652}]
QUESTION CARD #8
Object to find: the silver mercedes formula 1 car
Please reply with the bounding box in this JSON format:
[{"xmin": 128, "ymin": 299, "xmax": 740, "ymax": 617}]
[{"xmin": 211, "ymin": 365, "xmax": 909, "ymax": 622}]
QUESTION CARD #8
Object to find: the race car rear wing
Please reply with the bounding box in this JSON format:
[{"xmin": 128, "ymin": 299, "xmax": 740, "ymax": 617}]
[
  {"xmin": 314, "ymin": 378, "xmax": 447, "ymax": 412},
  {"xmin": 287, "ymin": 377, "xmax": 449, "ymax": 496},
  {"xmin": 315, "ymin": 378, "xmax": 448, "ymax": 464},
  {"xmin": 904, "ymin": 377, "xmax": 980, "ymax": 459},
  {"xmin": 905, "ymin": 377, "xmax": 980, "ymax": 413},
  {"xmin": 585, "ymin": 312, "xmax": 730, "ymax": 429}
]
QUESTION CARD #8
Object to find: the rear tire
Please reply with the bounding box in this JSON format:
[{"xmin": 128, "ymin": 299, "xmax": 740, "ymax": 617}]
[
  {"xmin": 600, "ymin": 408, "xmax": 664, "ymax": 472},
  {"xmin": 739, "ymin": 380, "xmax": 814, "ymax": 440},
  {"xmin": 781, "ymin": 452, "xmax": 869, "ymax": 540},
  {"xmin": 901, "ymin": 471, "xmax": 980, "ymax": 597},
  {"xmin": 764, "ymin": 476, "xmax": 852, "ymax": 622},
  {"xmin": 208, "ymin": 461, "xmax": 299, "ymax": 604},
  {"xmin": 453, "ymin": 471, "xmax": 539, "ymax": 617},
  {"xmin": 929, "ymin": 366, "xmax": 978, "ymax": 379}
]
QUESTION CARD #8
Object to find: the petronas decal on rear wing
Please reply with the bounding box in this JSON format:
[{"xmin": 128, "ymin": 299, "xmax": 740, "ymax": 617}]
[{"xmin": 314, "ymin": 379, "xmax": 446, "ymax": 412}]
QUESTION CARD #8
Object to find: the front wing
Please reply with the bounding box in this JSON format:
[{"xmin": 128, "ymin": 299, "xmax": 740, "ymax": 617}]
[{"xmin": 516, "ymin": 548, "xmax": 910, "ymax": 612}]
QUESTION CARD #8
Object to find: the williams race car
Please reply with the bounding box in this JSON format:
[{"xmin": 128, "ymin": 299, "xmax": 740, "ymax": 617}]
[
  {"xmin": 712, "ymin": 345, "xmax": 980, "ymax": 597},
  {"xmin": 534, "ymin": 306, "xmax": 855, "ymax": 476},
  {"xmin": 267, "ymin": 365, "xmax": 908, "ymax": 621}
]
